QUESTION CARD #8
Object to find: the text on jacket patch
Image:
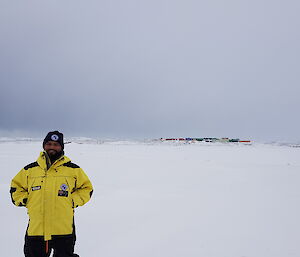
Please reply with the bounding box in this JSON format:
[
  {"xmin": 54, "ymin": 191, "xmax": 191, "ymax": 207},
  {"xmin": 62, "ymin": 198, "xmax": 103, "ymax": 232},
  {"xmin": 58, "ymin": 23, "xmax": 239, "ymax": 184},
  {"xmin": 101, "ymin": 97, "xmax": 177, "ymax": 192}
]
[{"xmin": 58, "ymin": 190, "xmax": 69, "ymax": 197}]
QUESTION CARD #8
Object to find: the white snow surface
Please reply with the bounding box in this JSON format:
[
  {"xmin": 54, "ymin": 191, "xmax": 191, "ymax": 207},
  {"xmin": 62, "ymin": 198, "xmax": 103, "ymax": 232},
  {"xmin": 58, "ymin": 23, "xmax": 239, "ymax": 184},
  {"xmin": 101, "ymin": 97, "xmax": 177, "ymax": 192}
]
[{"xmin": 1, "ymin": 140, "xmax": 300, "ymax": 257}]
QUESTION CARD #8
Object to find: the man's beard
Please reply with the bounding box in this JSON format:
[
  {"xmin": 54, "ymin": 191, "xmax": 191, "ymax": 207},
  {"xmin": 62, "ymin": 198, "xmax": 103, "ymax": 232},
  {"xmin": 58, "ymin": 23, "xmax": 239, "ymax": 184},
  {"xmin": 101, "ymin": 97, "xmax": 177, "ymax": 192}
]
[
  {"xmin": 46, "ymin": 149, "xmax": 63, "ymax": 163},
  {"xmin": 47, "ymin": 149, "xmax": 58, "ymax": 156}
]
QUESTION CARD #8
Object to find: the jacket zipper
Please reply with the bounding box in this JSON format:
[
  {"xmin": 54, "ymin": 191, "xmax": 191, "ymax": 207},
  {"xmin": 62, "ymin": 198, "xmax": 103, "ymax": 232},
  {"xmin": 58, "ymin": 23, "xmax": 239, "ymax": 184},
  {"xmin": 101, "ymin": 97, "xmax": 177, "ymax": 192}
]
[
  {"xmin": 42, "ymin": 152, "xmax": 64, "ymax": 240},
  {"xmin": 43, "ymin": 152, "xmax": 50, "ymax": 240}
]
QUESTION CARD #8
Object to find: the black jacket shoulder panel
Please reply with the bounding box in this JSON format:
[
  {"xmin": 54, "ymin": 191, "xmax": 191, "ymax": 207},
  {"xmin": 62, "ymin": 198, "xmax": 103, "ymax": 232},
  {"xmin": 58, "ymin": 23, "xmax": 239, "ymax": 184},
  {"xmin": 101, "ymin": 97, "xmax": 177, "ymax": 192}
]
[
  {"xmin": 63, "ymin": 162, "xmax": 80, "ymax": 169},
  {"xmin": 24, "ymin": 162, "xmax": 39, "ymax": 170}
]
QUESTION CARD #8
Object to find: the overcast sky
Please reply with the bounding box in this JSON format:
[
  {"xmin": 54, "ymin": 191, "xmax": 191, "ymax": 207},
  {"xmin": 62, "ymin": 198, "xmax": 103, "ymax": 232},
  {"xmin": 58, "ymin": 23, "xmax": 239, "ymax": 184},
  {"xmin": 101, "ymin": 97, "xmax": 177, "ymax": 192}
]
[{"xmin": 0, "ymin": 0, "xmax": 299, "ymax": 141}]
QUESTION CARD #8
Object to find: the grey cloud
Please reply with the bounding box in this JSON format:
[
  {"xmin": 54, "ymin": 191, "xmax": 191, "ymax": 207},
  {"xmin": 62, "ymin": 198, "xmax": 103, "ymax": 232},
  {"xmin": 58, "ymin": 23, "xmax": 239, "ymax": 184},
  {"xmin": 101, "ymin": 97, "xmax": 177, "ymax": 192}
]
[{"xmin": 0, "ymin": 0, "xmax": 299, "ymax": 141}]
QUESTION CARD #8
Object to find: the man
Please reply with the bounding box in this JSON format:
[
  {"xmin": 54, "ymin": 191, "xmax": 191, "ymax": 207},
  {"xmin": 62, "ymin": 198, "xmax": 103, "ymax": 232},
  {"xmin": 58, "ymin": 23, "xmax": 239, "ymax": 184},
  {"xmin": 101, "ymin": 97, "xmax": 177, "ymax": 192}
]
[{"xmin": 10, "ymin": 131, "xmax": 93, "ymax": 257}]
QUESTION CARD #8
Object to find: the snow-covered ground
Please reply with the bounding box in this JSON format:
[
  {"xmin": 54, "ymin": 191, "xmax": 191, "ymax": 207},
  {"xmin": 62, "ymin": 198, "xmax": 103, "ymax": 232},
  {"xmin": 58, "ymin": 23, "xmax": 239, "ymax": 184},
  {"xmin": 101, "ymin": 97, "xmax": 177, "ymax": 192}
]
[{"xmin": 1, "ymin": 139, "xmax": 300, "ymax": 257}]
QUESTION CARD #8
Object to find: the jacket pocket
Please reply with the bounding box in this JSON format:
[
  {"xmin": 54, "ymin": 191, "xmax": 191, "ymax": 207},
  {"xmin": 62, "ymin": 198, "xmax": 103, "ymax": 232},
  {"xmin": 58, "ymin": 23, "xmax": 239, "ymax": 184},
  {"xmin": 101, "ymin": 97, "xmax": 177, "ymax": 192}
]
[
  {"xmin": 54, "ymin": 176, "xmax": 74, "ymax": 217},
  {"xmin": 27, "ymin": 176, "xmax": 43, "ymax": 213}
]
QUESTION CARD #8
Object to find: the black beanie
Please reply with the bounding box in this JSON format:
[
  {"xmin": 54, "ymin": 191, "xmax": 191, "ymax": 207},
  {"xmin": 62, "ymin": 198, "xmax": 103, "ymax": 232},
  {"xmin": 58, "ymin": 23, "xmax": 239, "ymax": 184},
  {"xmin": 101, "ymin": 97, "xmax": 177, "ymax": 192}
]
[{"xmin": 43, "ymin": 131, "xmax": 64, "ymax": 150}]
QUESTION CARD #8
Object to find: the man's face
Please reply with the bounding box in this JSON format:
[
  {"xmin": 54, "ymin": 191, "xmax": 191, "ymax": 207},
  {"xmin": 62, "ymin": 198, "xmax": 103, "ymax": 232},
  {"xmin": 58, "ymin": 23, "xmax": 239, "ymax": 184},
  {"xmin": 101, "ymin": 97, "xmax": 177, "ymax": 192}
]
[{"xmin": 44, "ymin": 141, "xmax": 62, "ymax": 156}]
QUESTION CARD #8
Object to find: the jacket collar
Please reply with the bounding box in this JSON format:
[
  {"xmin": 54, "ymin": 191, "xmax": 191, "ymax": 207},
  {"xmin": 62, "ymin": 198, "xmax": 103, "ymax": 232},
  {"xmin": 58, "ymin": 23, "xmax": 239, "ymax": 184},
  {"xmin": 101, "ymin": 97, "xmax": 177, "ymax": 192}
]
[{"xmin": 37, "ymin": 151, "xmax": 71, "ymax": 170}]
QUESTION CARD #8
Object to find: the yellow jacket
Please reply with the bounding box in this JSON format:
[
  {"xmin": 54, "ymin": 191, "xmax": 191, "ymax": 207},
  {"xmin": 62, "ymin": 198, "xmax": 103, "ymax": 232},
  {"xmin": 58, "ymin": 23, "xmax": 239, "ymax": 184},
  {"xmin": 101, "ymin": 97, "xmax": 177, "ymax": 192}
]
[{"xmin": 10, "ymin": 152, "xmax": 93, "ymax": 241}]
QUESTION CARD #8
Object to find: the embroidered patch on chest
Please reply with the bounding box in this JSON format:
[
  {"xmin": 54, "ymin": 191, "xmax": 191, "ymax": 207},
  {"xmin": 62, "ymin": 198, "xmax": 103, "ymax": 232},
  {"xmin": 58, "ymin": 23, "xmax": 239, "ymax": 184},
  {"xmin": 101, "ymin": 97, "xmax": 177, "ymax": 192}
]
[
  {"xmin": 58, "ymin": 190, "xmax": 69, "ymax": 197},
  {"xmin": 32, "ymin": 186, "xmax": 41, "ymax": 191},
  {"xmin": 60, "ymin": 184, "xmax": 68, "ymax": 191}
]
